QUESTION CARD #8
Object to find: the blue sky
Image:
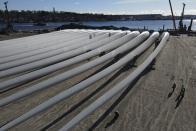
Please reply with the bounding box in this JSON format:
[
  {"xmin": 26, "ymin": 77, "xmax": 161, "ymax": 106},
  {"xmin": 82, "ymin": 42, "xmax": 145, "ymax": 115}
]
[{"xmin": 0, "ymin": 0, "xmax": 196, "ymax": 15}]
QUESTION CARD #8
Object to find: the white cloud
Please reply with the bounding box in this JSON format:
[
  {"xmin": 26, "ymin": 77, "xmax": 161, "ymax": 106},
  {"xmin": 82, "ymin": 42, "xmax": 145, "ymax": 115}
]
[
  {"xmin": 139, "ymin": 9, "xmax": 168, "ymax": 15},
  {"xmin": 185, "ymin": 9, "xmax": 196, "ymax": 15},
  {"xmin": 114, "ymin": 0, "xmax": 158, "ymax": 4}
]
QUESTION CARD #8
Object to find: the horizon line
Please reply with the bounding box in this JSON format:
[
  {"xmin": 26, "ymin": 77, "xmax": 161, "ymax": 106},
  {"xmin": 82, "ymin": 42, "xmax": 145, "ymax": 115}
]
[{"xmin": 1, "ymin": 9, "xmax": 196, "ymax": 16}]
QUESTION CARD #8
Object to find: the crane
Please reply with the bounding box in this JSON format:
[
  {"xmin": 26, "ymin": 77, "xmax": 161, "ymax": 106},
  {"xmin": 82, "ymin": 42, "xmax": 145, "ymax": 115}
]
[
  {"xmin": 168, "ymin": 0, "xmax": 177, "ymax": 31},
  {"xmin": 4, "ymin": 1, "xmax": 9, "ymax": 25},
  {"xmin": 3, "ymin": 1, "xmax": 13, "ymax": 32},
  {"xmin": 178, "ymin": 3, "xmax": 186, "ymax": 32},
  {"xmin": 188, "ymin": 18, "xmax": 193, "ymax": 32},
  {"xmin": 4, "ymin": 1, "xmax": 8, "ymax": 10}
]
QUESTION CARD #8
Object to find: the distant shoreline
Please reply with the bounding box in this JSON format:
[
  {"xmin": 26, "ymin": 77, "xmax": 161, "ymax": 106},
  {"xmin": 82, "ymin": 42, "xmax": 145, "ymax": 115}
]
[
  {"xmin": 1, "ymin": 19, "xmax": 196, "ymax": 33},
  {"xmin": 0, "ymin": 10, "xmax": 196, "ymax": 23}
]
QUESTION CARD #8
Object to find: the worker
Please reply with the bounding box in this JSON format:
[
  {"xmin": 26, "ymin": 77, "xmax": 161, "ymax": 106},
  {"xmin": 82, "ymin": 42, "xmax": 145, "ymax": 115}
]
[
  {"xmin": 183, "ymin": 25, "xmax": 187, "ymax": 32},
  {"xmin": 154, "ymin": 39, "xmax": 160, "ymax": 50},
  {"xmin": 108, "ymin": 32, "xmax": 111, "ymax": 37},
  {"xmin": 89, "ymin": 34, "xmax": 92, "ymax": 39}
]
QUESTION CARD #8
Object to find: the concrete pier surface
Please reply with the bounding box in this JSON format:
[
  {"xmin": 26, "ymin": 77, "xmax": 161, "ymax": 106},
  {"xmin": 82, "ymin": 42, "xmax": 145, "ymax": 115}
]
[{"xmin": 0, "ymin": 31, "xmax": 196, "ymax": 131}]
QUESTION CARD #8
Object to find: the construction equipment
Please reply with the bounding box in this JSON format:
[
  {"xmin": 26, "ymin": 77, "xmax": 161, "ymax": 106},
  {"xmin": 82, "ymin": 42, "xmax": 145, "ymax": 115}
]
[
  {"xmin": 3, "ymin": 1, "xmax": 13, "ymax": 32},
  {"xmin": 178, "ymin": 3, "xmax": 186, "ymax": 32},
  {"xmin": 4, "ymin": 1, "xmax": 9, "ymax": 23},
  {"xmin": 168, "ymin": 0, "xmax": 177, "ymax": 31},
  {"xmin": 188, "ymin": 18, "xmax": 193, "ymax": 32},
  {"xmin": 168, "ymin": 0, "xmax": 195, "ymax": 35}
]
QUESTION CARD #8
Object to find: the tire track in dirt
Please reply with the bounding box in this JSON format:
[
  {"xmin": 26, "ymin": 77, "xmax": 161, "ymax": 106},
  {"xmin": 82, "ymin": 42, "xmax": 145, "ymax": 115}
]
[
  {"xmin": 149, "ymin": 36, "xmax": 194, "ymax": 131},
  {"xmin": 166, "ymin": 37, "xmax": 196, "ymax": 131},
  {"xmin": 166, "ymin": 37, "xmax": 193, "ymax": 131}
]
